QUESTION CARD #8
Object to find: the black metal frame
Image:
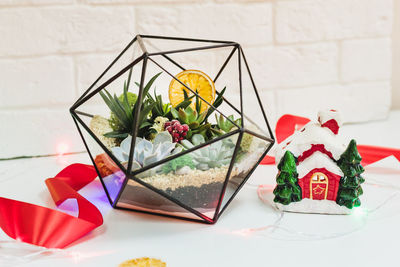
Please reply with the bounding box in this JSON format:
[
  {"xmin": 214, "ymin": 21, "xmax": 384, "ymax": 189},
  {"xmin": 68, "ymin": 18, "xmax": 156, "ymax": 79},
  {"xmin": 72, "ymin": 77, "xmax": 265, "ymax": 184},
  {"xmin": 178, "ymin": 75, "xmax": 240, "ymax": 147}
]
[{"xmin": 70, "ymin": 34, "xmax": 275, "ymax": 224}]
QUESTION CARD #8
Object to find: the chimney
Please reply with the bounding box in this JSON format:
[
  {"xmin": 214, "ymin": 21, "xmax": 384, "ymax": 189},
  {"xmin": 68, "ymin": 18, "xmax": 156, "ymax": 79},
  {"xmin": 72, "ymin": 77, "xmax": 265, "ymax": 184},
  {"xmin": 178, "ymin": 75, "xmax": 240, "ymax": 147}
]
[{"xmin": 318, "ymin": 110, "xmax": 342, "ymax": 135}]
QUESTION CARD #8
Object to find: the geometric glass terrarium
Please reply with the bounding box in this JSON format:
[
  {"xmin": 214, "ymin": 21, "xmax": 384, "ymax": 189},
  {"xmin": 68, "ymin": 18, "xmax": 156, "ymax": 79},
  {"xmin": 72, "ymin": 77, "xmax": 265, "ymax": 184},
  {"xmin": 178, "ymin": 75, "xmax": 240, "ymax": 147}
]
[{"xmin": 70, "ymin": 35, "xmax": 275, "ymax": 224}]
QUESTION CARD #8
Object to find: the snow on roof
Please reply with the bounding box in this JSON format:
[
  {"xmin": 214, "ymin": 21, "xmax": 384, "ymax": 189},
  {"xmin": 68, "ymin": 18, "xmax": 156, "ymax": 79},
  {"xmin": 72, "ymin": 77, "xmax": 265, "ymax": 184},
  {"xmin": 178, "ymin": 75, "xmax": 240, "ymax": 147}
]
[
  {"xmin": 297, "ymin": 151, "xmax": 344, "ymax": 178},
  {"xmin": 276, "ymin": 121, "xmax": 347, "ymax": 163},
  {"xmin": 318, "ymin": 109, "xmax": 343, "ymax": 127}
]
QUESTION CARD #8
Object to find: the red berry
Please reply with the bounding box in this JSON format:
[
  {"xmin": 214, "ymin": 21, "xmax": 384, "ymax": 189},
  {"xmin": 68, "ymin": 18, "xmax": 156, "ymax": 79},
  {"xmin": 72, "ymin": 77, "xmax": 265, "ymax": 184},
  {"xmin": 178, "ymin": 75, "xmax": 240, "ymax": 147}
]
[{"xmin": 163, "ymin": 120, "xmax": 189, "ymax": 143}]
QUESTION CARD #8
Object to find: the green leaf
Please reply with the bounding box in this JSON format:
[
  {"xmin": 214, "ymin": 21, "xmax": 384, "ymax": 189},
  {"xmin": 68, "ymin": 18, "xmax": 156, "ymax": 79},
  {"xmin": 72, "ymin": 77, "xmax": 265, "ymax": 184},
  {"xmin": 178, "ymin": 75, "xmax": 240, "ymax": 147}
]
[
  {"xmin": 196, "ymin": 111, "xmax": 207, "ymax": 124},
  {"xmin": 104, "ymin": 131, "xmax": 129, "ymax": 138},
  {"xmin": 113, "ymin": 94, "xmax": 131, "ymax": 129},
  {"xmin": 101, "ymin": 89, "xmax": 130, "ymax": 131},
  {"xmin": 188, "ymin": 121, "xmax": 199, "ymax": 129},
  {"xmin": 178, "ymin": 108, "xmax": 189, "ymax": 123},
  {"xmin": 185, "ymin": 106, "xmax": 196, "ymax": 123},
  {"xmin": 186, "ymin": 129, "xmax": 192, "ymax": 139},
  {"xmin": 122, "ymin": 81, "xmax": 131, "ymax": 112},
  {"xmin": 175, "ymin": 97, "xmax": 193, "ymax": 110},
  {"xmin": 205, "ymin": 87, "xmax": 226, "ymax": 121},
  {"xmin": 162, "ymin": 103, "xmax": 170, "ymax": 114},
  {"xmin": 171, "ymin": 107, "xmax": 179, "ymax": 119},
  {"xmin": 99, "ymin": 90, "xmax": 114, "ymax": 112},
  {"xmin": 139, "ymin": 102, "xmax": 155, "ymax": 125},
  {"xmin": 126, "ymin": 67, "xmax": 133, "ymax": 91},
  {"xmin": 142, "ymin": 72, "xmax": 162, "ymax": 96},
  {"xmin": 195, "ymin": 90, "xmax": 201, "ymax": 114},
  {"xmin": 139, "ymin": 121, "xmax": 152, "ymax": 129},
  {"xmin": 183, "ymin": 89, "xmax": 189, "ymax": 100},
  {"xmin": 146, "ymin": 91, "xmax": 155, "ymax": 104}
]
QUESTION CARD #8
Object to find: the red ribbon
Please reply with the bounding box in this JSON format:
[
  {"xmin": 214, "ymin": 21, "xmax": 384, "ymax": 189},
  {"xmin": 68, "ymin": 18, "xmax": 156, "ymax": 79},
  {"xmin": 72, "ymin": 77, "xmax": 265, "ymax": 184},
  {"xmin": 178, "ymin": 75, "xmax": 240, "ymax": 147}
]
[
  {"xmin": 0, "ymin": 163, "xmax": 103, "ymax": 248},
  {"xmin": 261, "ymin": 114, "xmax": 400, "ymax": 166}
]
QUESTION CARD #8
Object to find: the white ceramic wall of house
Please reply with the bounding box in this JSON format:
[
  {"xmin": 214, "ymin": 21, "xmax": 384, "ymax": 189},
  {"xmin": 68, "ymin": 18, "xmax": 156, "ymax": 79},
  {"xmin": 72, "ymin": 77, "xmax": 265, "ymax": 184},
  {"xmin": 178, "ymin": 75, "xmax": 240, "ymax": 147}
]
[{"xmin": 0, "ymin": 0, "xmax": 398, "ymax": 158}]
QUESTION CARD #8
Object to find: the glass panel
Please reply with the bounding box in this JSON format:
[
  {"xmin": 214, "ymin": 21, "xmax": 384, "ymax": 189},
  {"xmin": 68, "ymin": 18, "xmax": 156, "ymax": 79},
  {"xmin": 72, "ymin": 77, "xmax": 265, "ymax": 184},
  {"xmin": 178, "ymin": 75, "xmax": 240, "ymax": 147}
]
[
  {"xmin": 77, "ymin": 38, "xmax": 143, "ymax": 104},
  {"xmin": 212, "ymin": 47, "xmax": 243, "ymax": 127},
  {"xmin": 75, "ymin": 119, "xmax": 126, "ymax": 204},
  {"xmin": 74, "ymin": 59, "xmax": 145, "ymax": 170},
  {"xmin": 240, "ymin": 49, "xmax": 274, "ymax": 140},
  {"xmin": 218, "ymin": 133, "xmax": 273, "ymax": 214},
  {"xmin": 129, "ymin": 133, "xmax": 239, "ymax": 221},
  {"xmin": 117, "ymin": 178, "xmax": 206, "ymax": 222}
]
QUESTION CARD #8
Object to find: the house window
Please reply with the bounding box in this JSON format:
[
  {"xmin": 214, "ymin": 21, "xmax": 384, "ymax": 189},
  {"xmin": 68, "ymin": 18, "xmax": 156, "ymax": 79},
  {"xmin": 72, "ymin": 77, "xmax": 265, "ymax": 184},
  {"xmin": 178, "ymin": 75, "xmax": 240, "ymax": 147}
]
[{"xmin": 310, "ymin": 172, "xmax": 329, "ymax": 200}]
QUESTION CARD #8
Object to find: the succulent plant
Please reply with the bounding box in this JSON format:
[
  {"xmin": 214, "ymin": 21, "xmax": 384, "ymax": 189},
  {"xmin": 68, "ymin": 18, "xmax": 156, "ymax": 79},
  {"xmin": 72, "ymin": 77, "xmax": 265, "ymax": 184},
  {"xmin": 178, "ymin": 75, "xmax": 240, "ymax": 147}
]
[
  {"xmin": 211, "ymin": 114, "xmax": 241, "ymax": 136},
  {"xmin": 111, "ymin": 131, "xmax": 182, "ymax": 176},
  {"xmin": 203, "ymin": 87, "xmax": 226, "ymax": 122},
  {"xmin": 109, "ymin": 91, "xmax": 137, "ymax": 133},
  {"xmin": 171, "ymin": 105, "xmax": 210, "ymax": 140},
  {"xmin": 161, "ymin": 154, "xmax": 195, "ymax": 175},
  {"xmin": 181, "ymin": 134, "xmax": 236, "ymax": 171},
  {"xmin": 211, "ymin": 114, "xmax": 253, "ymax": 152},
  {"xmin": 169, "ymin": 87, "xmax": 227, "ymax": 141},
  {"xmin": 164, "ymin": 120, "xmax": 189, "ymax": 143},
  {"xmin": 146, "ymin": 89, "xmax": 193, "ymax": 121},
  {"xmin": 99, "ymin": 73, "xmax": 161, "ymax": 139}
]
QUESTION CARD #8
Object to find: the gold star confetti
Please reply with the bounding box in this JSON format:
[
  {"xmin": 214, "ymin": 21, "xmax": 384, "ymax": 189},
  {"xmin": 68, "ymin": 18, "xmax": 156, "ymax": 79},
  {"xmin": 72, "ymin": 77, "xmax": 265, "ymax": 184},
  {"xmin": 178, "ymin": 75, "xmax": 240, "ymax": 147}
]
[{"xmin": 118, "ymin": 257, "xmax": 166, "ymax": 267}]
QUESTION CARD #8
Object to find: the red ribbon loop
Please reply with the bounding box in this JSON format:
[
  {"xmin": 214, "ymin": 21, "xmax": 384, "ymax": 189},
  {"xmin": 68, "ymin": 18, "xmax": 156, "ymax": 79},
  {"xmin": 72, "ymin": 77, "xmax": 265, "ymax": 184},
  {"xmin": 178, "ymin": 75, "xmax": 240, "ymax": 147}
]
[{"xmin": 0, "ymin": 163, "xmax": 102, "ymax": 248}]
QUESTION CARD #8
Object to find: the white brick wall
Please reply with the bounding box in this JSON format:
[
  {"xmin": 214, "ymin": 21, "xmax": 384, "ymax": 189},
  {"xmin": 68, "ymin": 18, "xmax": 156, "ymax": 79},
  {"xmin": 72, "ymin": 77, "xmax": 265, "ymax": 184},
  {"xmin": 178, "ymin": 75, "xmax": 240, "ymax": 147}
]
[
  {"xmin": 276, "ymin": 0, "xmax": 393, "ymax": 43},
  {"xmin": 0, "ymin": 0, "xmax": 395, "ymax": 157}
]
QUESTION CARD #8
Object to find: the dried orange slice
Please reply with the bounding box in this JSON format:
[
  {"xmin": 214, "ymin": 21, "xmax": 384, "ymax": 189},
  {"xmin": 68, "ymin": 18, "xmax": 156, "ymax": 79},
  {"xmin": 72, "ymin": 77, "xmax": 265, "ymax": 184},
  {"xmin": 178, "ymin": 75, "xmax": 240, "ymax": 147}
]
[
  {"xmin": 169, "ymin": 69, "xmax": 216, "ymax": 114},
  {"xmin": 118, "ymin": 257, "xmax": 166, "ymax": 267}
]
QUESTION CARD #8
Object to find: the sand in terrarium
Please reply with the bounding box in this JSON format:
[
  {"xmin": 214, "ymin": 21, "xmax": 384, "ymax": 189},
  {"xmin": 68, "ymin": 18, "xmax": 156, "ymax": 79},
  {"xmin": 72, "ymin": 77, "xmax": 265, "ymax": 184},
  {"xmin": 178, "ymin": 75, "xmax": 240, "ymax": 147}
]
[{"xmin": 124, "ymin": 166, "xmax": 237, "ymax": 210}]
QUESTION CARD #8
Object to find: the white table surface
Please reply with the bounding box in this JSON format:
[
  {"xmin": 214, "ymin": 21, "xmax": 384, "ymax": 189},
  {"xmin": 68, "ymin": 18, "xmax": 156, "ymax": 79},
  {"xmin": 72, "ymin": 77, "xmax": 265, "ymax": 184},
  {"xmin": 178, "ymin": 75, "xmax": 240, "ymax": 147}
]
[{"xmin": 1, "ymin": 111, "xmax": 400, "ymax": 267}]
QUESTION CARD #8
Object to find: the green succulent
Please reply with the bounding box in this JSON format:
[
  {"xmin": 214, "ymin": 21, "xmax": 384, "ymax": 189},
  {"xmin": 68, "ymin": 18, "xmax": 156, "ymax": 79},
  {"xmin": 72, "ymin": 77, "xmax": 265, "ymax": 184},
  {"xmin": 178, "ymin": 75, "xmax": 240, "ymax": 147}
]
[
  {"xmin": 184, "ymin": 87, "xmax": 226, "ymax": 123},
  {"xmin": 203, "ymin": 87, "xmax": 226, "ymax": 122},
  {"xmin": 181, "ymin": 134, "xmax": 236, "ymax": 170},
  {"xmin": 168, "ymin": 87, "xmax": 227, "ymax": 141},
  {"xmin": 211, "ymin": 114, "xmax": 253, "ymax": 152},
  {"xmin": 109, "ymin": 91, "xmax": 137, "ymax": 133},
  {"xmin": 99, "ymin": 73, "xmax": 161, "ymax": 139},
  {"xmin": 171, "ymin": 105, "xmax": 210, "ymax": 140},
  {"xmin": 212, "ymin": 114, "xmax": 241, "ymax": 135},
  {"xmin": 146, "ymin": 89, "xmax": 193, "ymax": 121},
  {"xmin": 112, "ymin": 131, "xmax": 182, "ymax": 177},
  {"xmin": 161, "ymin": 154, "xmax": 195, "ymax": 174}
]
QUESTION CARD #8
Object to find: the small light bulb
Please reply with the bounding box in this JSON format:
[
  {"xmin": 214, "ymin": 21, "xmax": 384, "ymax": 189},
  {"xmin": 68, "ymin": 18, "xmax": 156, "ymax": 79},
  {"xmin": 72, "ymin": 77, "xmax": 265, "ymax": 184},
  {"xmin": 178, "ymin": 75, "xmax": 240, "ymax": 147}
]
[
  {"xmin": 56, "ymin": 142, "xmax": 69, "ymax": 155},
  {"xmin": 352, "ymin": 206, "xmax": 367, "ymax": 217}
]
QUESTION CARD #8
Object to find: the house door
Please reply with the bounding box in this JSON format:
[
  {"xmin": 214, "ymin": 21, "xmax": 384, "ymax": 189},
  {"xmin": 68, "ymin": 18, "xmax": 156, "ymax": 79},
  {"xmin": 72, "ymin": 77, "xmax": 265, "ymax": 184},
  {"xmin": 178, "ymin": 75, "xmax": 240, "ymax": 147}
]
[{"xmin": 310, "ymin": 172, "xmax": 328, "ymax": 200}]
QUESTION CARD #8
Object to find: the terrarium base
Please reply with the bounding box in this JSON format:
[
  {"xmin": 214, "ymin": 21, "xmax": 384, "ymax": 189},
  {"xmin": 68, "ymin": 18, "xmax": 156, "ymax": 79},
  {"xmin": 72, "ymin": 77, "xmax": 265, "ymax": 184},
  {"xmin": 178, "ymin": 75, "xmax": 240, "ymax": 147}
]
[{"xmin": 119, "ymin": 166, "xmax": 237, "ymax": 212}]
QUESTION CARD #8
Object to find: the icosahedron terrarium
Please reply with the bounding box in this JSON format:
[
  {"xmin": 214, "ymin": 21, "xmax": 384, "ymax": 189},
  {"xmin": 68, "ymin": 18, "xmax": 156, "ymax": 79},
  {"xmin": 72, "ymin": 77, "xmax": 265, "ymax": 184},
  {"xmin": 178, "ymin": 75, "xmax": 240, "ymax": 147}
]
[{"xmin": 70, "ymin": 35, "xmax": 275, "ymax": 223}]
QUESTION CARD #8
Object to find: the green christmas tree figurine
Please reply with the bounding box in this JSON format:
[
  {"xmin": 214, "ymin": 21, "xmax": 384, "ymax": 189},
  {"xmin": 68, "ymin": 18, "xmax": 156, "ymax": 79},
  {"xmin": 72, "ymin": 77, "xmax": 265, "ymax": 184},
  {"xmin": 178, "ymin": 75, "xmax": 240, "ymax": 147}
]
[
  {"xmin": 336, "ymin": 139, "xmax": 365, "ymax": 209},
  {"xmin": 273, "ymin": 151, "xmax": 302, "ymax": 205}
]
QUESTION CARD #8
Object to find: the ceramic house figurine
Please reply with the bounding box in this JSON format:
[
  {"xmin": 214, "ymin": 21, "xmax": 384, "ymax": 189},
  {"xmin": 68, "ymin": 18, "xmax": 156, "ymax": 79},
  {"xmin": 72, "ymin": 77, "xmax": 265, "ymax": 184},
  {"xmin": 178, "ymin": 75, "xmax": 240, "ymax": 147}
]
[{"xmin": 273, "ymin": 110, "xmax": 365, "ymax": 214}]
